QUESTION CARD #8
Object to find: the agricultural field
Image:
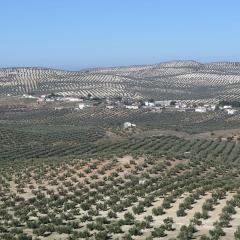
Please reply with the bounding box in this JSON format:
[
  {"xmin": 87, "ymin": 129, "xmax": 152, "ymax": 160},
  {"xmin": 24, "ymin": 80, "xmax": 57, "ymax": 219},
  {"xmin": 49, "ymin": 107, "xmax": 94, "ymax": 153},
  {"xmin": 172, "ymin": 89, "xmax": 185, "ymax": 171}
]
[
  {"xmin": 1, "ymin": 99, "xmax": 240, "ymax": 240},
  {"xmin": 2, "ymin": 99, "xmax": 240, "ymax": 134},
  {"xmin": 1, "ymin": 61, "xmax": 240, "ymax": 239},
  {"xmin": 2, "ymin": 61, "xmax": 240, "ymax": 103},
  {"xmin": 1, "ymin": 132, "xmax": 240, "ymax": 240}
]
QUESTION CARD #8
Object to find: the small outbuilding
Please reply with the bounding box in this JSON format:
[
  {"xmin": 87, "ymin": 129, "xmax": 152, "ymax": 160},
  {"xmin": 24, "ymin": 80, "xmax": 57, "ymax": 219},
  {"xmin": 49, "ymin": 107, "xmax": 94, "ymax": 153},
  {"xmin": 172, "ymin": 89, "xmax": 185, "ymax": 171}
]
[
  {"xmin": 123, "ymin": 122, "xmax": 136, "ymax": 129},
  {"xmin": 78, "ymin": 103, "xmax": 85, "ymax": 110}
]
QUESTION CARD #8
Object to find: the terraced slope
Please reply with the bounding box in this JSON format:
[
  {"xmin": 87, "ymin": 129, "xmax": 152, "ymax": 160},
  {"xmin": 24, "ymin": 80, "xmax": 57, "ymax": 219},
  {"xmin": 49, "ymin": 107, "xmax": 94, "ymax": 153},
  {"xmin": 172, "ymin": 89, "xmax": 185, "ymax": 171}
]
[{"xmin": 1, "ymin": 61, "xmax": 240, "ymax": 102}]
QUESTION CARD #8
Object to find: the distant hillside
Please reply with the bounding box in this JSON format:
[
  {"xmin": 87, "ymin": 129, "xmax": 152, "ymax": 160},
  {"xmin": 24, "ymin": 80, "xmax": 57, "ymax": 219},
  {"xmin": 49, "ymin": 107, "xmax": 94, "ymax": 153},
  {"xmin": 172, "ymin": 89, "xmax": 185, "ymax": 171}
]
[{"xmin": 1, "ymin": 60, "xmax": 240, "ymax": 103}]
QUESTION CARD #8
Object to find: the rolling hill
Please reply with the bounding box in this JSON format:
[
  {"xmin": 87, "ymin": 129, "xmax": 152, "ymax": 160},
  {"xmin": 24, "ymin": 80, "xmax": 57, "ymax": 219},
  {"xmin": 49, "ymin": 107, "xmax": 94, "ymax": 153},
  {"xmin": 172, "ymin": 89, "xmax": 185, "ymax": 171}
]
[{"xmin": 1, "ymin": 60, "xmax": 240, "ymax": 103}]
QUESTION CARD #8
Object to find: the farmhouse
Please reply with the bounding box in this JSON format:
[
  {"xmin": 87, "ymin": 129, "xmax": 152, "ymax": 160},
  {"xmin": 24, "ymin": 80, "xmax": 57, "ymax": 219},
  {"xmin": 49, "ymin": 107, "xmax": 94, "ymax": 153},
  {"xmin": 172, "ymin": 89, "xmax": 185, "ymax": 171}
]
[
  {"xmin": 225, "ymin": 109, "xmax": 237, "ymax": 115},
  {"xmin": 123, "ymin": 122, "xmax": 136, "ymax": 129},
  {"xmin": 78, "ymin": 103, "xmax": 86, "ymax": 110}
]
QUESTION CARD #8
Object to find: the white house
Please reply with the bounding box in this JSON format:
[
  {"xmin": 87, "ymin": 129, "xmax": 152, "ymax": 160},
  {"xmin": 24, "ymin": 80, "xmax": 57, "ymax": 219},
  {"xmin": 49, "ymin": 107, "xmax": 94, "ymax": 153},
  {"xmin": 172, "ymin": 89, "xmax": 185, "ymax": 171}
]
[
  {"xmin": 54, "ymin": 107, "xmax": 63, "ymax": 110},
  {"xmin": 144, "ymin": 101, "xmax": 155, "ymax": 107},
  {"xmin": 195, "ymin": 107, "xmax": 207, "ymax": 113},
  {"xmin": 226, "ymin": 109, "xmax": 237, "ymax": 115},
  {"xmin": 149, "ymin": 102, "xmax": 155, "ymax": 107},
  {"xmin": 125, "ymin": 105, "xmax": 139, "ymax": 110},
  {"xmin": 78, "ymin": 103, "xmax": 85, "ymax": 110},
  {"xmin": 106, "ymin": 105, "xmax": 114, "ymax": 109},
  {"xmin": 223, "ymin": 105, "xmax": 232, "ymax": 109},
  {"xmin": 210, "ymin": 105, "xmax": 216, "ymax": 111},
  {"xmin": 22, "ymin": 94, "xmax": 37, "ymax": 99},
  {"xmin": 64, "ymin": 97, "xmax": 82, "ymax": 102},
  {"xmin": 123, "ymin": 122, "xmax": 136, "ymax": 129}
]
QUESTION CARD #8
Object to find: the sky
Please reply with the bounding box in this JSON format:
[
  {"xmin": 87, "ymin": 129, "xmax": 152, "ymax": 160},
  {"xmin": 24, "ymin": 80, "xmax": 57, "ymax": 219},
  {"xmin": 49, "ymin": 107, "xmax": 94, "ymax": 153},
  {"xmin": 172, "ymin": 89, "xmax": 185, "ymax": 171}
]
[{"xmin": 0, "ymin": 0, "xmax": 240, "ymax": 70}]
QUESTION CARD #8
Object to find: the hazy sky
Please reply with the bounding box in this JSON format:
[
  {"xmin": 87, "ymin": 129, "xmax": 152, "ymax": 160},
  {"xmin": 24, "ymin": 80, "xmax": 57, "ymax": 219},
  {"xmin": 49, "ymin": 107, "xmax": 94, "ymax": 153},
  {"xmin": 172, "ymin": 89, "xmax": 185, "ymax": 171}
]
[{"xmin": 1, "ymin": 0, "xmax": 240, "ymax": 70}]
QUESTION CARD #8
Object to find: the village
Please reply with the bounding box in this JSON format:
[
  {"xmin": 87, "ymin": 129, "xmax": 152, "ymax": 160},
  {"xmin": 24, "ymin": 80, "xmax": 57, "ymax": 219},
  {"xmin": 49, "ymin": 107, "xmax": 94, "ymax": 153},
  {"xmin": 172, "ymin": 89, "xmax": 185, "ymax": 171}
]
[{"xmin": 22, "ymin": 93, "xmax": 239, "ymax": 116}]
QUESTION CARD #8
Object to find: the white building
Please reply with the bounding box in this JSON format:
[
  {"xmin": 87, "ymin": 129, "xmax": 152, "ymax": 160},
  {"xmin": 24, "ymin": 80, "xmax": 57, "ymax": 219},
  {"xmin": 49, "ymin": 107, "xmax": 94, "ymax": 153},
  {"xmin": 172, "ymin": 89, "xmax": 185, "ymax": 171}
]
[
  {"xmin": 204, "ymin": 104, "xmax": 216, "ymax": 111},
  {"xmin": 155, "ymin": 100, "xmax": 172, "ymax": 107},
  {"xmin": 64, "ymin": 97, "xmax": 82, "ymax": 102},
  {"xmin": 226, "ymin": 109, "xmax": 237, "ymax": 115},
  {"xmin": 78, "ymin": 103, "xmax": 85, "ymax": 110},
  {"xmin": 123, "ymin": 122, "xmax": 136, "ymax": 129},
  {"xmin": 210, "ymin": 105, "xmax": 216, "ymax": 111},
  {"xmin": 22, "ymin": 94, "xmax": 37, "ymax": 99},
  {"xmin": 54, "ymin": 107, "xmax": 63, "ymax": 110},
  {"xmin": 195, "ymin": 107, "xmax": 207, "ymax": 113},
  {"xmin": 175, "ymin": 102, "xmax": 187, "ymax": 109},
  {"xmin": 144, "ymin": 101, "xmax": 155, "ymax": 107},
  {"xmin": 106, "ymin": 105, "xmax": 114, "ymax": 109},
  {"xmin": 223, "ymin": 105, "xmax": 232, "ymax": 109},
  {"xmin": 125, "ymin": 105, "xmax": 139, "ymax": 110},
  {"xmin": 149, "ymin": 102, "xmax": 155, "ymax": 107}
]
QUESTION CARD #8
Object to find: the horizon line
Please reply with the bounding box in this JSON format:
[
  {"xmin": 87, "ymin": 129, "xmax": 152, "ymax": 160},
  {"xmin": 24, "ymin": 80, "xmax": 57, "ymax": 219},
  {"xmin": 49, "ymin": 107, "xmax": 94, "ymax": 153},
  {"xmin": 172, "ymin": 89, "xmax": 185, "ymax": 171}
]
[{"xmin": 1, "ymin": 59, "xmax": 240, "ymax": 72}]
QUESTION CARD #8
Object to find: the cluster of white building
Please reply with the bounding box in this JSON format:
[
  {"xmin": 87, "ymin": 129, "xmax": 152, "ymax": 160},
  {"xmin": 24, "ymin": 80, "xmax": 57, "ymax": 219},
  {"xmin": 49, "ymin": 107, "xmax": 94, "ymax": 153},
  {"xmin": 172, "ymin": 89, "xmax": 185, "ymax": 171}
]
[
  {"xmin": 194, "ymin": 104, "xmax": 216, "ymax": 113},
  {"xmin": 194, "ymin": 104, "xmax": 237, "ymax": 115},
  {"xmin": 22, "ymin": 93, "xmax": 239, "ymax": 116},
  {"xmin": 125, "ymin": 99, "xmax": 238, "ymax": 116},
  {"xmin": 22, "ymin": 94, "xmax": 84, "ymax": 103},
  {"xmin": 219, "ymin": 105, "xmax": 237, "ymax": 115},
  {"xmin": 38, "ymin": 95, "xmax": 83, "ymax": 103},
  {"xmin": 74, "ymin": 102, "xmax": 93, "ymax": 111}
]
